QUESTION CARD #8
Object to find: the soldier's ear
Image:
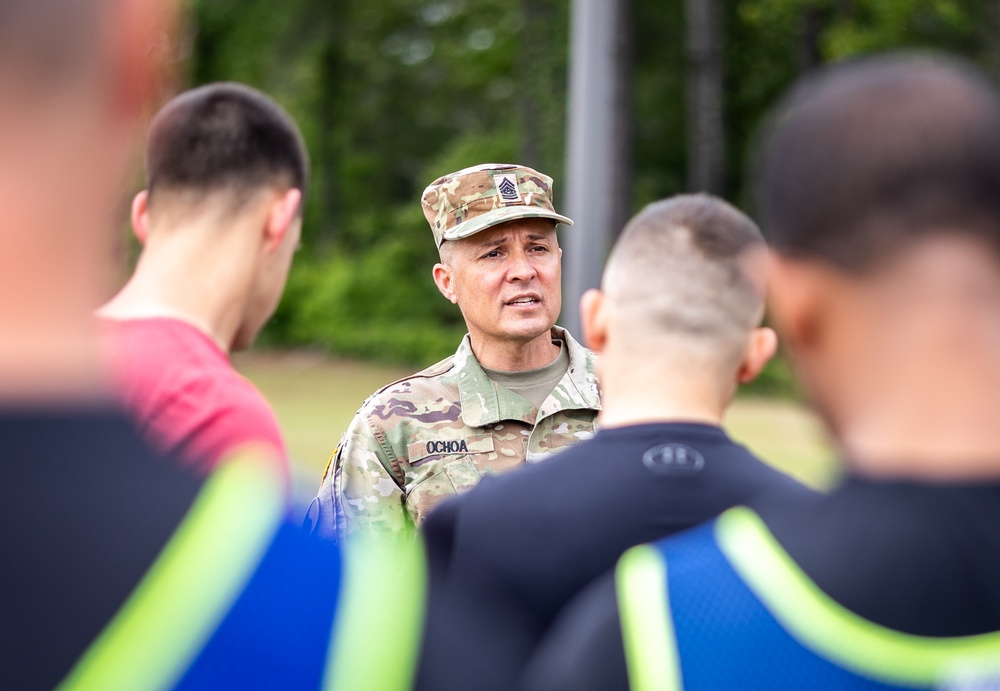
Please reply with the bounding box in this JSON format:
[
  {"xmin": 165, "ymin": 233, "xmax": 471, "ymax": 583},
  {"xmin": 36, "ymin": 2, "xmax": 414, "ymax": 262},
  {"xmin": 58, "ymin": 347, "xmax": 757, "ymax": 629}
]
[
  {"xmin": 433, "ymin": 263, "xmax": 458, "ymax": 304},
  {"xmin": 580, "ymin": 288, "xmax": 608, "ymax": 352}
]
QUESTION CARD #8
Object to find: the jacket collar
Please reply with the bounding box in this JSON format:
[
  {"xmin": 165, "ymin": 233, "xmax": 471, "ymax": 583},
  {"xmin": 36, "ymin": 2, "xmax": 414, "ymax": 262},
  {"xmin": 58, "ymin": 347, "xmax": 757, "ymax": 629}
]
[{"xmin": 456, "ymin": 326, "xmax": 601, "ymax": 428}]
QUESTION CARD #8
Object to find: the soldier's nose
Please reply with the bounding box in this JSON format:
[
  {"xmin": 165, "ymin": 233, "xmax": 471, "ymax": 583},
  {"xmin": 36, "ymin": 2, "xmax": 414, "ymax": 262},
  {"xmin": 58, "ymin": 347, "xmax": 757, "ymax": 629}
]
[{"xmin": 507, "ymin": 254, "xmax": 536, "ymax": 281}]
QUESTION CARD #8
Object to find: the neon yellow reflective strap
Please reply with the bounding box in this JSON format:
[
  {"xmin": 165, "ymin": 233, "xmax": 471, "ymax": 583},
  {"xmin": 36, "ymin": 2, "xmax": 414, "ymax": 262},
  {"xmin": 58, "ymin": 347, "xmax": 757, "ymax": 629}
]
[
  {"xmin": 324, "ymin": 528, "xmax": 427, "ymax": 691},
  {"xmin": 59, "ymin": 450, "xmax": 286, "ymax": 691},
  {"xmin": 616, "ymin": 545, "xmax": 682, "ymax": 691},
  {"xmin": 716, "ymin": 506, "xmax": 1000, "ymax": 688}
]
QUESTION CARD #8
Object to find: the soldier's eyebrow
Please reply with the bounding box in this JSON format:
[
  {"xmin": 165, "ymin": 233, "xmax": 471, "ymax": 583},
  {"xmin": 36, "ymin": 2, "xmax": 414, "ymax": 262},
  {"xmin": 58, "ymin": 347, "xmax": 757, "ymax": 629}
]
[
  {"xmin": 477, "ymin": 235, "xmax": 510, "ymax": 249},
  {"xmin": 474, "ymin": 231, "xmax": 551, "ymax": 251}
]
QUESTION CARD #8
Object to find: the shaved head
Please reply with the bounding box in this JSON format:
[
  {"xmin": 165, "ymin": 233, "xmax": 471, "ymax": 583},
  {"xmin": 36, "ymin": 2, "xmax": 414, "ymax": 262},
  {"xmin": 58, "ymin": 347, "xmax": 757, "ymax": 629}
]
[{"xmin": 603, "ymin": 194, "xmax": 766, "ymax": 365}]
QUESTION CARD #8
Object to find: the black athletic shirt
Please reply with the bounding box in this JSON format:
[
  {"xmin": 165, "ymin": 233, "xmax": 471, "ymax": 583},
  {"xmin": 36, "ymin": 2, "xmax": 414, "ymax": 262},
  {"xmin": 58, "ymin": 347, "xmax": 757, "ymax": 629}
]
[
  {"xmin": 520, "ymin": 474, "xmax": 1000, "ymax": 691},
  {"xmin": 416, "ymin": 422, "xmax": 814, "ymax": 691},
  {"xmin": 759, "ymin": 474, "xmax": 1000, "ymax": 636},
  {"xmin": 0, "ymin": 406, "xmax": 202, "ymax": 690}
]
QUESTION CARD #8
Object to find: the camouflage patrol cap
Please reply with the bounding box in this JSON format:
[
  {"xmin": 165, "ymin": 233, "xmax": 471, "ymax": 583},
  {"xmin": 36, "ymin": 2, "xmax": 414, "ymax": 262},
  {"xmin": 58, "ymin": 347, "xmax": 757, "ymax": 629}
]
[{"xmin": 421, "ymin": 163, "xmax": 574, "ymax": 247}]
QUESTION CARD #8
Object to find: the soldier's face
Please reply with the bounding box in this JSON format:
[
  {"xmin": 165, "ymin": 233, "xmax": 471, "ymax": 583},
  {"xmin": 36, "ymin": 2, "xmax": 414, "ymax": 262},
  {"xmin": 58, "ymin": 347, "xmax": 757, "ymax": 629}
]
[{"xmin": 438, "ymin": 219, "xmax": 562, "ymax": 347}]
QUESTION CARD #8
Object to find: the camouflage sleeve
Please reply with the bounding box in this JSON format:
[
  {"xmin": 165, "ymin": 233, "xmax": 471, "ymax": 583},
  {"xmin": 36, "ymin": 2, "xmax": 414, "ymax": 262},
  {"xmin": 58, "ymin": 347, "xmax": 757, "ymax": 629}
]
[{"xmin": 325, "ymin": 409, "xmax": 411, "ymax": 539}]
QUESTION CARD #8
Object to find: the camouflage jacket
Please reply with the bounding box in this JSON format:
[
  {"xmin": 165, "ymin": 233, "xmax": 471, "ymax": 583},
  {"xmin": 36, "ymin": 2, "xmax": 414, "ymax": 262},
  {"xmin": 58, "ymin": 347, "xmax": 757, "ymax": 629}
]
[{"xmin": 309, "ymin": 327, "xmax": 601, "ymax": 540}]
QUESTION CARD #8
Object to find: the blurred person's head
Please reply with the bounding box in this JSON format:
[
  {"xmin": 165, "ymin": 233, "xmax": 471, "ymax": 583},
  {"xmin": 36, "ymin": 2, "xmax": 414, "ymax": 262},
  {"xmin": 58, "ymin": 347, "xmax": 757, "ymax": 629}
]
[
  {"xmin": 0, "ymin": 0, "xmax": 176, "ymax": 398},
  {"xmin": 423, "ymin": 164, "xmax": 573, "ymax": 364},
  {"xmin": 580, "ymin": 194, "xmax": 776, "ymax": 425},
  {"xmin": 756, "ymin": 53, "xmax": 1000, "ymax": 271},
  {"xmin": 123, "ymin": 83, "xmax": 309, "ymax": 351},
  {"xmin": 756, "ymin": 52, "xmax": 1000, "ymax": 475}
]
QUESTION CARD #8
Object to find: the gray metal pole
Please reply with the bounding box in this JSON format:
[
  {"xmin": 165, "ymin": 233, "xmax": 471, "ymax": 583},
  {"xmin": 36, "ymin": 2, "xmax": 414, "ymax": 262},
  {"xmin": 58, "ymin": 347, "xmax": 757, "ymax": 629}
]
[
  {"xmin": 685, "ymin": 0, "xmax": 725, "ymax": 193},
  {"xmin": 561, "ymin": 0, "xmax": 629, "ymax": 340}
]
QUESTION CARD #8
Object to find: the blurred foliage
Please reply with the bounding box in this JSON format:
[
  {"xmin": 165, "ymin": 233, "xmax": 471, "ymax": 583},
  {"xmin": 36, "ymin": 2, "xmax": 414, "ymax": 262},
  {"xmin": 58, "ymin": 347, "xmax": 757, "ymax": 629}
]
[{"xmin": 187, "ymin": 0, "xmax": 999, "ymax": 395}]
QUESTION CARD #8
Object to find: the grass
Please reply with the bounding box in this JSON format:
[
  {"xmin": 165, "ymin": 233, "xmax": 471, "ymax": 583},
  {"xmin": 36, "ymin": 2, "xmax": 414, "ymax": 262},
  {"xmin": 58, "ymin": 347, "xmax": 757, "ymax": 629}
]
[
  {"xmin": 233, "ymin": 350, "xmax": 839, "ymax": 504},
  {"xmin": 231, "ymin": 350, "xmax": 412, "ymax": 502},
  {"xmin": 725, "ymin": 397, "xmax": 838, "ymax": 488}
]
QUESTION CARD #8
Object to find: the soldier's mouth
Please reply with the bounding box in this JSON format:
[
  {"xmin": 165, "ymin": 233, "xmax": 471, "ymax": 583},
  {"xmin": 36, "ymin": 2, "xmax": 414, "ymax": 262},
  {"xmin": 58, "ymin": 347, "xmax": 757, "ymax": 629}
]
[{"xmin": 506, "ymin": 294, "xmax": 541, "ymax": 306}]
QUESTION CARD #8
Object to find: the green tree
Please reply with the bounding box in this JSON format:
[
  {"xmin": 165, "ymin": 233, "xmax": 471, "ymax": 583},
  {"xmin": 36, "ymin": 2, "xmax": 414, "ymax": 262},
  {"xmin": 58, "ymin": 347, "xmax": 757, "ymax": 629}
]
[{"xmin": 181, "ymin": 0, "xmax": 994, "ymax": 374}]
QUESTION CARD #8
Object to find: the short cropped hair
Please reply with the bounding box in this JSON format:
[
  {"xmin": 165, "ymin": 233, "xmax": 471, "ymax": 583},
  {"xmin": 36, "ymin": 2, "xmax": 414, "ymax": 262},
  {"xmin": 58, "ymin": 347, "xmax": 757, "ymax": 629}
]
[
  {"xmin": 754, "ymin": 53, "xmax": 1000, "ymax": 272},
  {"xmin": 603, "ymin": 194, "xmax": 766, "ymax": 360},
  {"xmin": 146, "ymin": 83, "xmax": 309, "ymax": 210}
]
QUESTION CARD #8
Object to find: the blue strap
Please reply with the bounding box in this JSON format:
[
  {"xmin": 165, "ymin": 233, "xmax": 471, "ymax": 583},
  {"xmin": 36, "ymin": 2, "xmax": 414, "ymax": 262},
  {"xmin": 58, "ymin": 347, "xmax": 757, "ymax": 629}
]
[
  {"xmin": 653, "ymin": 522, "xmax": 909, "ymax": 689},
  {"xmin": 176, "ymin": 523, "xmax": 342, "ymax": 690}
]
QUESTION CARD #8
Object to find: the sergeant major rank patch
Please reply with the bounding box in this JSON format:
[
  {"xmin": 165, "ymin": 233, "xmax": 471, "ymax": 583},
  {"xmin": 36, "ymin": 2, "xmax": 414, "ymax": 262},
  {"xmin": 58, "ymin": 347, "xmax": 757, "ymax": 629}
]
[{"xmin": 494, "ymin": 173, "xmax": 521, "ymax": 204}]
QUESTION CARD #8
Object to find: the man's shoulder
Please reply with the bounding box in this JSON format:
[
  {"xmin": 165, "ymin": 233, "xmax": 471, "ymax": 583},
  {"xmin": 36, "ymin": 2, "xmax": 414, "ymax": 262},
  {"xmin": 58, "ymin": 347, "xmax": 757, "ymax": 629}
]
[
  {"xmin": 104, "ymin": 316, "xmax": 286, "ymax": 464},
  {"xmin": 208, "ymin": 371, "xmax": 281, "ymax": 425},
  {"xmin": 182, "ymin": 365, "xmax": 287, "ymax": 461},
  {"xmin": 355, "ymin": 353, "xmax": 461, "ymax": 415},
  {"xmin": 459, "ymin": 424, "xmax": 783, "ymax": 513},
  {"xmin": 106, "ymin": 318, "xmax": 231, "ymax": 409},
  {"xmin": 104, "ymin": 316, "xmax": 230, "ymax": 383},
  {"xmin": 673, "ymin": 429, "xmax": 815, "ymax": 505},
  {"xmin": 103, "ymin": 315, "xmax": 216, "ymax": 349},
  {"xmin": 548, "ymin": 328, "xmax": 601, "ymax": 413}
]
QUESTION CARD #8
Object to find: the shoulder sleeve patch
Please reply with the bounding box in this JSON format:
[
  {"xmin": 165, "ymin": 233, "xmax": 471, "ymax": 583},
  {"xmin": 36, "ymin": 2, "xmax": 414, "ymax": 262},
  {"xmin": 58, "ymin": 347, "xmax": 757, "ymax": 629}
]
[{"xmin": 320, "ymin": 447, "xmax": 338, "ymax": 485}]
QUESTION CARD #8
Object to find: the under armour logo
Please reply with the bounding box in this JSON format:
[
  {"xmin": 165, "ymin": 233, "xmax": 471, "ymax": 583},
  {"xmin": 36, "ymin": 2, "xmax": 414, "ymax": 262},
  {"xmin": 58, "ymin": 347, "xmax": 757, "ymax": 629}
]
[
  {"xmin": 642, "ymin": 443, "xmax": 705, "ymax": 475},
  {"xmin": 494, "ymin": 173, "xmax": 521, "ymax": 203}
]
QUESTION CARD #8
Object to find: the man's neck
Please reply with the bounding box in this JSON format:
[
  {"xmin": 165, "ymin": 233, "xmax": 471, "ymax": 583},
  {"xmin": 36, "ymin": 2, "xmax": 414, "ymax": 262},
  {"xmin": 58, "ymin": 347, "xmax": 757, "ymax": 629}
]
[
  {"xmin": 597, "ymin": 354, "xmax": 730, "ymax": 430},
  {"xmin": 97, "ymin": 218, "xmax": 258, "ymax": 353},
  {"xmin": 469, "ymin": 329, "xmax": 561, "ymax": 371},
  {"xmin": 815, "ymin": 240, "xmax": 1000, "ymax": 482},
  {"xmin": 598, "ymin": 384, "xmax": 725, "ymax": 430},
  {"xmin": 829, "ymin": 341, "xmax": 1000, "ymax": 483}
]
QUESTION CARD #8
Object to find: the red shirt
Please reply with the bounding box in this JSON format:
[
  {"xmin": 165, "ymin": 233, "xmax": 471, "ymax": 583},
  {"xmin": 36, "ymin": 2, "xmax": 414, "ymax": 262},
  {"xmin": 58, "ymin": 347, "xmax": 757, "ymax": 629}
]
[{"xmin": 102, "ymin": 317, "xmax": 289, "ymax": 483}]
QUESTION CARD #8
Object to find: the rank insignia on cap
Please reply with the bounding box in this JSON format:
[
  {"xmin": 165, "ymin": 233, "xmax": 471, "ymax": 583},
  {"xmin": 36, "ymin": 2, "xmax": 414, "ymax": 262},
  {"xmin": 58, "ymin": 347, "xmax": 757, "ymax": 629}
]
[{"xmin": 494, "ymin": 173, "xmax": 522, "ymax": 204}]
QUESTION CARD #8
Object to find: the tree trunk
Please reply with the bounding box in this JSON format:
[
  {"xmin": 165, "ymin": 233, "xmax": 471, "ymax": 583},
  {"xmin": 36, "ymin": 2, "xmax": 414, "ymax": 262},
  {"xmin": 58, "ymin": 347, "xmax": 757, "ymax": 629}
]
[
  {"xmin": 611, "ymin": 0, "xmax": 633, "ymax": 240},
  {"xmin": 517, "ymin": 0, "xmax": 548, "ymax": 170},
  {"xmin": 797, "ymin": 4, "xmax": 824, "ymax": 73},
  {"xmin": 316, "ymin": 39, "xmax": 341, "ymax": 247},
  {"xmin": 517, "ymin": 0, "xmax": 574, "ymax": 180},
  {"xmin": 983, "ymin": 0, "xmax": 1000, "ymax": 79},
  {"xmin": 684, "ymin": 0, "xmax": 724, "ymax": 194}
]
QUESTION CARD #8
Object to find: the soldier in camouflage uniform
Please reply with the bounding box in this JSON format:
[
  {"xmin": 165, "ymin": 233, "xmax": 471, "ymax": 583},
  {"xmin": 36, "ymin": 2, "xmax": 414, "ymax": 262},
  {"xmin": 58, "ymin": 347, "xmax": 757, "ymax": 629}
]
[{"xmin": 307, "ymin": 163, "xmax": 601, "ymax": 539}]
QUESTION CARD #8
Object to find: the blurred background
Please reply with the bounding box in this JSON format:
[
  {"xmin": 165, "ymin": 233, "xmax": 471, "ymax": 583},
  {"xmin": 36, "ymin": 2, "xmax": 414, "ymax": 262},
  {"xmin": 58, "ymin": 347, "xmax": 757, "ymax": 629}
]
[{"xmin": 164, "ymin": 0, "xmax": 997, "ymax": 501}]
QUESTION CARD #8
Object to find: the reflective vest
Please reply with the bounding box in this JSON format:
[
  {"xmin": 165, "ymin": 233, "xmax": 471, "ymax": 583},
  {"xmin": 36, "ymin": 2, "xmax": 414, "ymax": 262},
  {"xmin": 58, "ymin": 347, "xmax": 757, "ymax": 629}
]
[
  {"xmin": 59, "ymin": 450, "xmax": 425, "ymax": 691},
  {"xmin": 616, "ymin": 507, "xmax": 1000, "ymax": 691}
]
